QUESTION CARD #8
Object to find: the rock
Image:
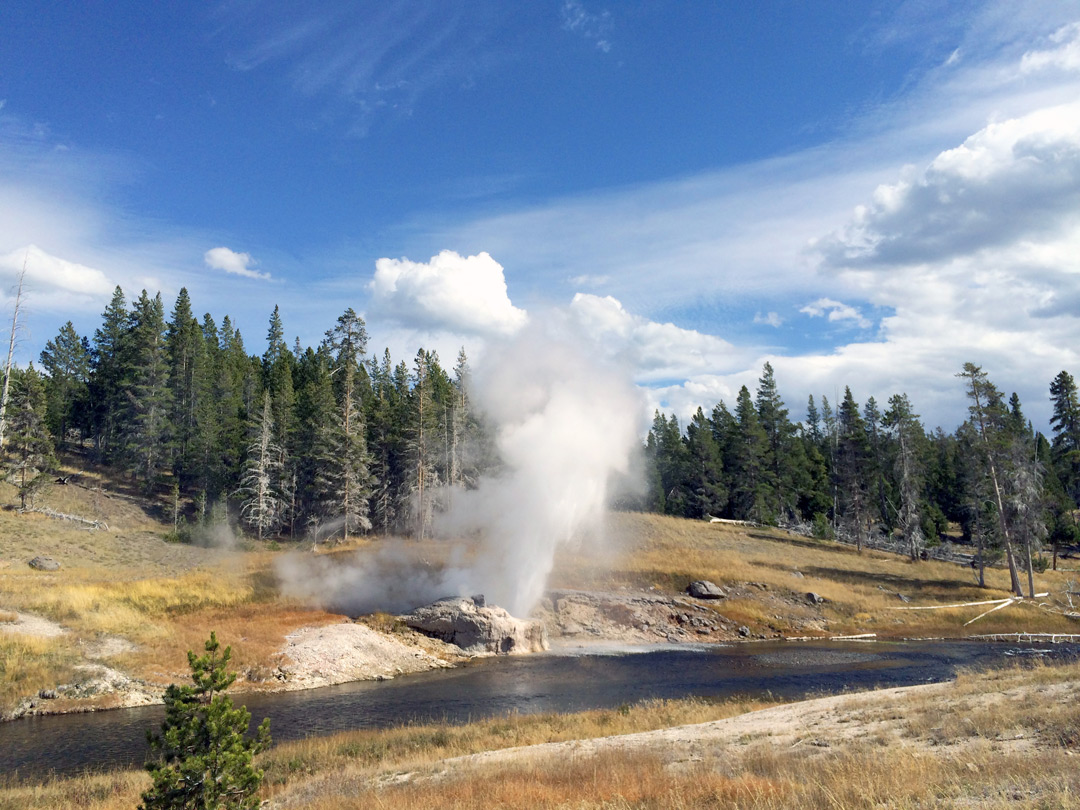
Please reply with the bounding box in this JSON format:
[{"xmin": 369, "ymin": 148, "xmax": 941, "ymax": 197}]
[
  {"xmin": 688, "ymin": 580, "xmax": 726, "ymax": 599},
  {"xmin": 792, "ymin": 570, "xmax": 804, "ymax": 578},
  {"xmin": 37, "ymin": 689, "xmax": 57, "ymax": 700},
  {"xmin": 738, "ymin": 625, "xmax": 751, "ymax": 637},
  {"xmin": 28, "ymin": 556, "xmax": 60, "ymax": 571},
  {"xmin": 806, "ymin": 592, "xmax": 825, "ymax": 605},
  {"xmin": 402, "ymin": 597, "xmax": 548, "ymax": 655}
]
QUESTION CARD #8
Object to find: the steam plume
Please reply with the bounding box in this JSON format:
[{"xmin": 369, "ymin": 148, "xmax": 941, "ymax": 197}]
[{"xmin": 277, "ymin": 312, "xmax": 643, "ymax": 617}]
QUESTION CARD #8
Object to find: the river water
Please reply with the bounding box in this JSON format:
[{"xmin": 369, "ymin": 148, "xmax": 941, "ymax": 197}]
[{"xmin": 3, "ymin": 639, "xmax": 1076, "ymax": 779}]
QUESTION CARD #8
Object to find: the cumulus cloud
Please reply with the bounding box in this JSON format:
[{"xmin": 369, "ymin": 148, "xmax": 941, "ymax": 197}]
[
  {"xmin": 204, "ymin": 246, "xmax": 270, "ymax": 280},
  {"xmin": 0, "ymin": 244, "xmax": 112, "ymax": 297},
  {"xmin": 813, "ymin": 102, "xmax": 1080, "ymax": 269},
  {"xmin": 369, "ymin": 250, "xmax": 528, "ymax": 337},
  {"xmin": 568, "ymin": 293, "xmax": 748, "ymax": 381},
  {"xmin": 799, "ymin": 297, "xmax": 871, "ymax": 329},
  {"xmin": 753, "ymin": 311, "xmax": 783, "ymax": 328}
]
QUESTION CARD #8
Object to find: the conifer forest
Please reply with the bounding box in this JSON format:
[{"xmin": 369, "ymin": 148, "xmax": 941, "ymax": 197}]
[{"xmin": 7, "ymin": 285, "xmax": 1080, "ymax": 599}]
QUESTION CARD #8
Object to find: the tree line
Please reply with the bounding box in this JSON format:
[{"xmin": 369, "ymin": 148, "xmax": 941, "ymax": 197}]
[
  {"xmin": 4, "ymin": 285, "xmax": 1080, "ymax": 597},
  {"xmin": 5, "ymin": 286, "xmax": 492, "ymax": 544},
  {"xmin": 642, "ymin": 362, "xmax": 1080, "ymax": 596}
]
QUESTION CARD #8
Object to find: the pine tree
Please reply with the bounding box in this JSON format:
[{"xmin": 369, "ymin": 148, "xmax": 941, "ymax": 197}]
[
  {"xmin": 884, "ymin": 393, "xmax": 925, "ymax": 560},
  {"xmin": 1049, "ymin": 370, "xmax": 1080, "ymax": 505},
  {"xmin": 836, "ymin": 387, "xmax": 872, "ymax": 551},
  {"xmin": 732, "ymin": 385, "xmax": 770, "ymax": 522},
  {"xmin": 166, "ymin": 289, "xmax": 208, "ymax": 487},
  {"xmin": 755, "ymin": 362, "xmax": 799, "ymax": 523},
  {"xmin": 405, "ymin": 349, "xmax": 441, "ymax": 539},
  {"xmin": 89, "ymin": 286, "xmax": 129, "ymax": 461},
  {"xmin": 320, "ymin": 309, "xmax": 373, "ymax": 542},
  {"xmin": 39, "ymin": 321, "xmax": 91, "ymax": 448},
  {"xmin": 958, "ymin": 363, "xmax": 1024, "ymax": 595},
  {"xmin": 124, "ymin": 291, "xmax": 172, "ymax": 490},
  {"xmin": 141, "ymin": 632, "xmax": 270, "ymax": 810},
  {"xmin": 4, "ymin": 366, "xmax": 55, "ymax": 509},
  {"xmin": 685, "ymin": 406, "xmax": 726, "ymax": 518}
]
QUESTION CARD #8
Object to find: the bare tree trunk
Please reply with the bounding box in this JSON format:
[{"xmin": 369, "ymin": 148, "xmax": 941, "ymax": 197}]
[
  {"xmin": 962, "ymin": 368, "xmax": 1023, "ymax": 596},
  {"xmin": 0, "ymin": 259, "xmax": 27, "ymax": 450}
]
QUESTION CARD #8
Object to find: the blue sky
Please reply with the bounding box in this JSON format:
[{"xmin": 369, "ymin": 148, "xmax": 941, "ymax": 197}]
[{"xmin": 2, "ymin": 1, "xmax": 1080, "ymax": 430}]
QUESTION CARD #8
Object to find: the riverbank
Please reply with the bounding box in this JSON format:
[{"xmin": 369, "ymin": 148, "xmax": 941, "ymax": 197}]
[{"xmin": 3, "ymin": 657, "xmax": 1078, "ymax": 809}]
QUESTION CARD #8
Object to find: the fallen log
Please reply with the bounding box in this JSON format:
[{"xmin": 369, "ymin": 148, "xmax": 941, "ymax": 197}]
[{"xmin": 19, "ymin": 507, "xmax": 108, "ymax": 531}]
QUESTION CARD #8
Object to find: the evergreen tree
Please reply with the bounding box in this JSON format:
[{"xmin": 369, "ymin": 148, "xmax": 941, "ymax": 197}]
[
  {"xmin": 731, "ymin": 385, "xmax": 770, "ymax": 522},
  {"xmin": 89, "ymin": 286, "xmax": 129, "ymax": 461},
  {"xmin": 805, "ymin": 395, "xmax": 822, "ymax": 445},
  {"xmin": 166, "ymin": 289, "xmax": 207, "ymax": 487},
  {"xmin": 1049, "ymin": 370, "xmax": 1080, "ymax": 505},
  {"xmin": 404, "ymin": 349, "xmax": 442, "ymax": 539},
  {"xmin": 124, "ymin": 291, "xmax": 172, "ymax": 489},
  {"xmin": 958, "ymin": 363, "xmax": 1024, "ymax": 595},
  {"xmin": 141, "ymin": 632, "xmax": 270, "ymax": 810},
  {"xmin": 320, "ymin": 309, "xmax": 373, "ymax": 542},
  {"xmin": 883, "ymin": 393, "xmax": 925, "ymax": 560},
  {"xmin": 685, "ymin": 406, "xmax": 726, "ymax": 518},
  {"xmin": 4, "ymin": 366, "xmax": 55, "ymax": 509},
  {"xmin": 755, "ymin": 362, "xmax": 799, "ymax": 522},
  {"xmin": 39, "ymin": 321, "xmax": 91, "ymax": 448},
  {"xmin": 836, "ymin": 387, "xmax": 872, "ymax": 551},
  {"xmin": 366, "ymin": 348, "xmax": 404, "ymax": 535}
]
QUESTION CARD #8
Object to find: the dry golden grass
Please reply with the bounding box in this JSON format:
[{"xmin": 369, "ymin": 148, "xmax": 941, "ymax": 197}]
[
  {"xmin": 0, "ymin": 635, "xmax": 78, "ymax": 708},
  {"xmin": 549, "ymin": 511, "xmax": 1080, "ymax": 638},
  {"xmin": 259, "ymin": 695, "xmax": 772, "ymax": 784}
]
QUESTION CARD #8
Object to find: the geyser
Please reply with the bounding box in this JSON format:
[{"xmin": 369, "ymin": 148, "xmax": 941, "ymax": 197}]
[{"xmin": 277, "ymin": 312, "xmax": 643, "ymax": 618}]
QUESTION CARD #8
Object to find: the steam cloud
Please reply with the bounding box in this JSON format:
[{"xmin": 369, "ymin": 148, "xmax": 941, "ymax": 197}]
[{"xmin": 277, "ymin": 312, "xmax": 643, "ymax": 617}]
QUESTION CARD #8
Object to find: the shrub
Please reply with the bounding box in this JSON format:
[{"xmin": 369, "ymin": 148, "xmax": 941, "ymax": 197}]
[{"xmin": 141, "ymin": 632, "xmax": 271, "ymax": 810}]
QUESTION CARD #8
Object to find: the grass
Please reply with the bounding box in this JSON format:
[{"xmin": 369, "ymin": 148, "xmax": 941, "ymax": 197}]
[
  {"xmin": 548, "ymin": 511, "xmax": 1080, "ymax": 638},
  {"xmin": 0, "ymin": 635, "xmax": 78, "ymax": 709},
  {"xmin": 3, "ymin": 659, "xmax": 1079, "ymax": 809}
]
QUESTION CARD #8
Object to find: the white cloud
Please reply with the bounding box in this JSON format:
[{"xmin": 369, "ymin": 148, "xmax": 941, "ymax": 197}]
[
  {"xmin": 753, "ymin": 311, "xmax": 783, "ymax": 328},
  {"xmin": 1021, "ymin": 21, "xmax": 1080, "ymax": 73},
  {"xmin": 799, "ymin": 298, "xmax": 871, "ymax": 329},
  {"xmin": 813, "ymin": 102, "xmax": 1080, "ymax": 269},
  {"xmin": 204, "ymin": 246, "xmax": 271, "ymax": 280},
  {"xmin": 369, "ymin": 250, "xmax": 528, "ymax": 337},
  {"xmin": 0, "ymin": 244, "xmax": 114, "ymax": 314},
  {"xmin": 568, "ymin": 293, "xmax": 749, "ymax": 382}
]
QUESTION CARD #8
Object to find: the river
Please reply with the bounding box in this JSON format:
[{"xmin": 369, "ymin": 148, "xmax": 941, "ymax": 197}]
[{"xmin": 3, "ymin": 639, "xmax": 1076, "ymax": 779}]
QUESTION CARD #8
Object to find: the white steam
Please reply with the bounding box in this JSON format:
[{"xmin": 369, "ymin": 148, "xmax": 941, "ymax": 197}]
[{"xmin": 277, "ymin": 314, "xmax": 643, "ymax": 617}]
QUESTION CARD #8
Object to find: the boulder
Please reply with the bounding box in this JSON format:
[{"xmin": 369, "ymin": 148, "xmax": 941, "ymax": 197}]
[
  {"xmin": 28, "ymin": 556, "xmax": 60, "ymax": 571},
  {"xmin": 401, "ymin": 596, "xmax": 548, "ymax": 655},
  {"xmin": 806, "ymin": 592, "xmax": 825, "ymax": 605},
  {"xmin": 687, "ymin": 580, "xmax": 726, "ymax": 599}
]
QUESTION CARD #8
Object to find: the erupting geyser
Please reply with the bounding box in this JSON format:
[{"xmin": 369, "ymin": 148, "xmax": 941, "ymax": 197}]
[{"xmin": 277, "ymin": 312, "xmax": 643, "ymax": 619}]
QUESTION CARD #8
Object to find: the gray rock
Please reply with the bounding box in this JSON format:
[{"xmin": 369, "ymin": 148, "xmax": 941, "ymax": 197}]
[
  {"xmin": 688, "ymin": 580, "xmax": 726, "ymax": 599},
  {"xmin": 738, "ymin": 625, "xmax": 751, "ymax": 637},
  {"xmin": 28, "ymin": 556, "xmax": 60, "ymax": 571},
  {"xmin": 806, "ymin": 592, "xmax": 825, "ymax": 605},
  {"xmin": 402, "ymin": 597, "xmax": 547, "ymax": 655},
  {"xmin": 896, "ymin": 592, "xmax": 911, "ymax": 603}
]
